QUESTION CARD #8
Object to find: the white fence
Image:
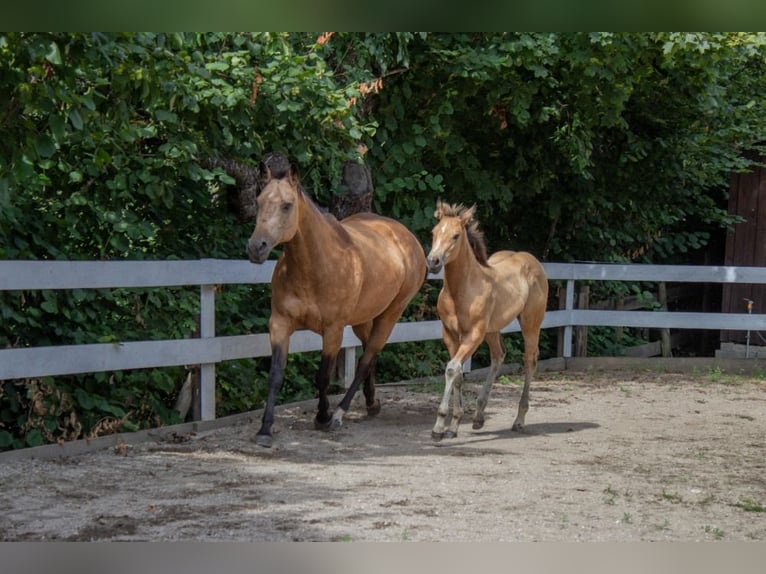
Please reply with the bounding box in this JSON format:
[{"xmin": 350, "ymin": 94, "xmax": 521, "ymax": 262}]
[{"xmin": 2, "ymin": 259, "xmax": 766, "ymax": 421}]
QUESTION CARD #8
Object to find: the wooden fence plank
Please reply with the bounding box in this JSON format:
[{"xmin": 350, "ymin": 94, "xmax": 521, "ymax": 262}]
[{"xmin": 3, "ymin": 259, "xmax": 766, "ymax": 421}]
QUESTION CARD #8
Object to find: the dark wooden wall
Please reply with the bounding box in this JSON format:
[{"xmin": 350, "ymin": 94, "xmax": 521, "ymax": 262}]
[{"xmin": 721, "ymin": 154, "xmax": 766, "ymax": 344}]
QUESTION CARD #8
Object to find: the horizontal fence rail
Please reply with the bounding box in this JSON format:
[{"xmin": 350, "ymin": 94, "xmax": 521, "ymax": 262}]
[{"xmin": 2, "ymin": 259, "xmax": 766, "ymax": 420}]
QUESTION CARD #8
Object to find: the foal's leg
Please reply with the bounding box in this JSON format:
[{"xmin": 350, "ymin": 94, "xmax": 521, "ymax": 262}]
[
  {"xmin": 472, "ymin": 331, "xmax": 505, "ymax": 430},
  {"xmin": 432, "ymin": 326, "xmax": 484, "ymax": 441},
  {"xmin": 431, "ymin": 324, "xmax": 459, "ymax": 440},
  {"xmin": 512, "ymin": 319, "xmax": 541, "ymax": 432}
]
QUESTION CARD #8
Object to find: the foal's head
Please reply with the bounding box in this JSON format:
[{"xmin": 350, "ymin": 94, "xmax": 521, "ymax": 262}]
[
  {"xmin": 247, "ymin": 167, "xmax": 302, "ymax": 264},
  {"xmin": 426, "ymin": 199, "xmax": 488, "ymax": 274}
]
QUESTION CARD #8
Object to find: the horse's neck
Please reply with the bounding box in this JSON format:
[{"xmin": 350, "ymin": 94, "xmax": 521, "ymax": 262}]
[
  {"xmin": 443, "ymin": 239, "xmax": 486, "ymax": 295},
  {"xmin": 282, "ymin": 193, "xmax": 346, "ymax": 277}
]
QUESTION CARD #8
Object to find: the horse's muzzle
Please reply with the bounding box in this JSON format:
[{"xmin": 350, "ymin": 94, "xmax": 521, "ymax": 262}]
[
  {"xmin": 247, "ymin": 239, "xmax": 271, "ymax": 264},
  {"xmin": 426, "ymin": 256, "xmax": 444, "ymax": 275}
]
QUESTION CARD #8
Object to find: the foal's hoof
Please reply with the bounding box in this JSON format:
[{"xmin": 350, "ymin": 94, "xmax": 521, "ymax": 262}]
[
  {"xmin": 367, "ymin": 399, "xmax": 381, "ymax": 417},
  {"xmin": 431, "ymin": 431, "xmax": 444, "ymax": 442},
  {"xmin": 444, "ymin": 430, "xmax": 457, "ymax": 439},
  {"xmin": 511, "ymin": 422, "xmax": 525, "ymax": 432},
  {"xmin": 328, "ymin": 417, "xmax": 343, "ymax": 432},
  {"xmin": 255, "ymin": 434, "xmax": 273, "ymax": 448},
  {"xmin": 472, "ymin": 419, "xmax": 485, "ymax": 430}
]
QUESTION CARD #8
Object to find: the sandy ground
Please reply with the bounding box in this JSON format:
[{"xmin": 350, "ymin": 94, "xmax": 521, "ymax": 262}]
[{"xmin": 1, "ymin": 370, "xmax": 765, "ymax": 542}]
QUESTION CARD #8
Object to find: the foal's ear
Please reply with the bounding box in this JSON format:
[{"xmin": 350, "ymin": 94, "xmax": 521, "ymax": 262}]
[
  {"xmin": 434, "ymin": 199, "xmax": 445, "ymax": 220},
  {"xmin": 460, "ymin": 204, "xmax": 477, "ymax": 225}
]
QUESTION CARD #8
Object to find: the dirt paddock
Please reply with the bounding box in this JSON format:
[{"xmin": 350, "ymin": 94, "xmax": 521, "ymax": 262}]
[{"xmin": 1, "ymin": 367, "xmax": 765, "ymax": 542}]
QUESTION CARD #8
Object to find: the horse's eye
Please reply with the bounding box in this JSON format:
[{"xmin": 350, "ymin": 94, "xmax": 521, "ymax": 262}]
[
  {"xmin": 452, "ymin": 233, "xmax": 460, "ymax": 241},
  {"xmin": 281, "ymin": 203, "xmax": 293, "ymax": 213}
]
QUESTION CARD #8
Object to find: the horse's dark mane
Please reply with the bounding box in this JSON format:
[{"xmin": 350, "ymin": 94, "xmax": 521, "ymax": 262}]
[{"xmin": 439, "ymin": 202, "xmax": 489, "ymax": 266}]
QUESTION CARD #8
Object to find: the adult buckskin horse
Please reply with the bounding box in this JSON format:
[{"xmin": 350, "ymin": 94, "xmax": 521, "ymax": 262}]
[
  {"xmin": 247, "ymin": 162, "xmax": 426, "ymax": 448},
  {"xmin": 426, "ymin": 200, "xmax": 548, "ymax": 441}
]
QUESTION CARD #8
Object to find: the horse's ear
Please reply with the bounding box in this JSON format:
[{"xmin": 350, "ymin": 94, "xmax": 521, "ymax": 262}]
[
  {"xmin": 460, "ymin": 204, "xmax": 477, "ymax": 225},
  {"xmin": 288, "ymin": 164, "xmax": 299, "ymax": 186},
  {"xmin": 434, "ymin": 199, "xmax": 445, "ymax": 220}
]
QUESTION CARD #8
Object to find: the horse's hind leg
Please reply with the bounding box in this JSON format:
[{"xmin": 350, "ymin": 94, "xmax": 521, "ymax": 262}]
[
  {"xmin": 330, "ymin": 312, "xmax": 400, "ymax": 430},
  {"xmin": 513, "ymin": 317, "xmax": 541, "ymax": 431},
  {"xmin": 473, "ymin": 331, "xmax": 505, "ymax": 430},
  {"xmin": 353, "ymin": 322, "xmax": 380, "ymax": 416}
]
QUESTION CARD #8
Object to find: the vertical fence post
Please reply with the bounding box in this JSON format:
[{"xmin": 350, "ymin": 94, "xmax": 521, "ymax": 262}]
[
  {"xmin": 563, "ymin": 279, "xmax": 575, "ymax": 358},
  {"xmin": 338, "ymin": 346, "xmax": 358, "ymax": 389},
  {"xmin": 199, "ymin": 284, "xmax": 216, "ymax": 421}
]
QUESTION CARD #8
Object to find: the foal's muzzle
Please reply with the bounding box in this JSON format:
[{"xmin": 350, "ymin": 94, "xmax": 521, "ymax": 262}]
[{"xmin": 426, "ymin": 255, "xmax": 444, "ymax": 275}]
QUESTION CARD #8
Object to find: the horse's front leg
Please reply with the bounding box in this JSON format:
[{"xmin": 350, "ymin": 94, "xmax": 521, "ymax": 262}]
[
  {"xmin": 255, "ymin": 324, "xmax": 291, "ymax": 448},
  {"xmin": 314, "ymin": 328, "xmax": 343, "ymax": 431}
]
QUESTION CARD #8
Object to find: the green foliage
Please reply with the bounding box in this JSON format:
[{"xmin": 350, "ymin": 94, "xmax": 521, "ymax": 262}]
[
  {"xmin": 0, "ymin": 32, "xmax": 372, "ymax": 449},
  {"xmin": 331, "ymin": 33, "xmax": 766, "ymax": 262},
  {"xmin": 3, "ymin": 33, "xmax": 766, "ymax": 449}
]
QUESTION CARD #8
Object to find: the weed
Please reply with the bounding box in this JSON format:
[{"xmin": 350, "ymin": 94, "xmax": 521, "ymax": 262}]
[
  {"xmin": 704, "ymin": 525, "xmax": 725, "ymax": 540},
  {"xmin": 603, "ymin": 486, "xmax": 618, "ymax": 505},
  {"xmin": 706, "ymin": 366, "xmax": 724, "ymax": 382},
  {"xmin": 621, "ymin": 512, "xmax": 633, "ymax": 524},
  {"xmin": 498, "ymin": 375, "xmax": 522, "ymax": 386},
  {"xmin": 735, "ymin": 498, "xmax": 766, "ymax": 513},
  {"xmin": 407, "ymin": 379, "xmax": 443, "ymax": 394},
  {"xmin": 618, "ymin": 385, "xmax": 633, "ymax": 397},
  {"xmin": 660, "ymin": 491, "xmax": 683, "ymax": 504}
]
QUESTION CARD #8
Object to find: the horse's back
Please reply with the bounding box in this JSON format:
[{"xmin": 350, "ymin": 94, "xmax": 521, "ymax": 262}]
[
  {"xmin": 488, "ymin": 250, "xmax": 548, "ymax": 299},
  {"xmin": 343, "ymin": 213, "xmax": 425, "ymax": 271},
  {"xmin": 342, "ymin": 212, "xmax": 426, "ymax": 301}
]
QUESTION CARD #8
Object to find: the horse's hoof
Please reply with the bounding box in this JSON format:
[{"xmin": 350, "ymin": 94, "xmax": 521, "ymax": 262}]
[
  {"xmin": 511, "ymin": 423, "xmax": 525, "ymax": 432},
  {"xmin": 444, "ymin": 430, "xmax": 457, "ymax": 439},
  {"xmin": 314, "ymin": 417, "xmax": 332, "ymax": 431},
  {"xmin": 367, "ymin": 399, "xmax": 381, "ymax": 417},
  {"xmin": 255, "ymin": 434, "xmax": 273, "ymax": 448},
  {"xmin": 431, "ymin": 431, "xmax": 444, "ymax": 442},
  {"xmin": 472, "ymin": 419, "xmax": 484, "ymax": 430}
]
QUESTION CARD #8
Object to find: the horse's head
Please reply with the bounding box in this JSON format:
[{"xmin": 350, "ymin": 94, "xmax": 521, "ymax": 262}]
[
  {"xmin": 427, "ymin": 199, "xmax": 485, "ymax": 274},
  {"xmin": 247, "ymin": 166, "xmax": 301, "ymax": 264}
]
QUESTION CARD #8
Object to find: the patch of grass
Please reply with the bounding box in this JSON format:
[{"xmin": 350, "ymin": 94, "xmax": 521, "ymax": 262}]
[
  {"xmin": 704, "ymin": 525, "xmax": 725, "ymax": 540},
  {"xmin": 735, "ymin": 498, "xmax": 766, "ymax": 513},
  {"xmin": 603, "ymin": 486, "xmax": 619, "ymax": 505},
  {"xmin": 705, "ymin": 366, "xmax": 725, "ymax": 382},
  {"xmin": 660, "ymin": 491, "xmax": 683, "ymax": 504},
  {"xmin": 653, "ymin": 519, "xmax": 671, "ymax": 532},
  {"xmin": 498, "ymin": 375, "xmax": 522, "ymax": 386},
  {"xmin": 621, "ymin": 512, "xmax": 633, "ymax": 524},
  {"xmin": 407, "ymin": 379, "xmax": 443, "ymax": 394}
]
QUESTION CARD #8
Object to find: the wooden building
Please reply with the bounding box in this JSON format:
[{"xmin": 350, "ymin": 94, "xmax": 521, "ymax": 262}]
[{"xmin": 721, "ymin": 152, "xmax": 766, "ymax": 346}]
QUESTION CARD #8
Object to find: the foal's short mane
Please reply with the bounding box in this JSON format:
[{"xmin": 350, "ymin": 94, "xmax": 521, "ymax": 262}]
[{"xmin": 439, "ymin": 202, "xmax": 489, "ymax": 266}]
